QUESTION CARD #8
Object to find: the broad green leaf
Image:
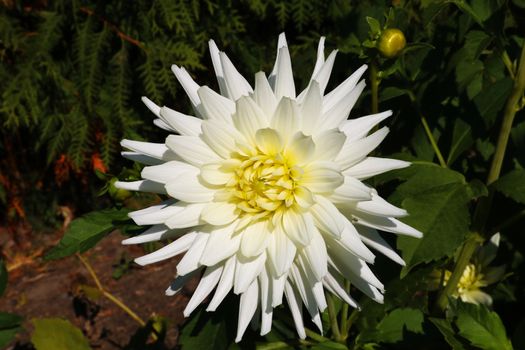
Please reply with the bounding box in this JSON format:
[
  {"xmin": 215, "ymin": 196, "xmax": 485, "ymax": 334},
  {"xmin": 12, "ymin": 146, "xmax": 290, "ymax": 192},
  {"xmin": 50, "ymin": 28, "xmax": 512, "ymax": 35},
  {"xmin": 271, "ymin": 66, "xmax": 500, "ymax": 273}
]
[
  {"xmin": 179, "ymin": 308, "xmax": 230, "ymax": 350},
  {"xmin": 455, "ymin": 302, "xmax": 513, "ymax": 350},
  {"xmin": 511, "ymin": 119, "xmax": 525, "ymax": 167},
  {"xmin": 463, "ymin": 31, "xmax": 492, "ymax": 59},
  {"xmin": 45, "ymin": 208, "xmax": 130, "ymax": 260},
  {"xmin": 361, "ymin": 308, "xmax": 424, "ymax": 344},
  {"xmin": 31, "ymin": 318, "xmax": 91, "ymax": 350},
  {"xmin": 379, "ymin": 86, "xmax": 409, "ymax": 102},
  {"xmin": 429, "ymin": 317, "xmax": 467, "ymax": 350},
  {"xmin": 397, "ymin": 182, "xmax": 471, "ymax": 274},
  {"xmin": 494, "ymin": 170, "xmax": 525, "ymax": 204},
  {"xmin": 0, "ymin": 260, "xmax": 7, "ymax": 297},
  {"xmin": 0, "ymin": 327, "xmax": 22, "ymax": 349},
  {"xmin": 473, "ymin": 78, "xmax": 513, "ymax": 127},
  {"xmin": 0, "ymin": 312, "xmax": 23, "ymax": 348},
  {"xmin": 455, "ymin": 59, "xmax": 483, "ymax": 92},
  {"xmin": 447, "ymin": 118, "xmax": 473, "ymax": 165},
  {"xmin": 366, "ymin": 16, "xmax": 381, "ymax": 35}
]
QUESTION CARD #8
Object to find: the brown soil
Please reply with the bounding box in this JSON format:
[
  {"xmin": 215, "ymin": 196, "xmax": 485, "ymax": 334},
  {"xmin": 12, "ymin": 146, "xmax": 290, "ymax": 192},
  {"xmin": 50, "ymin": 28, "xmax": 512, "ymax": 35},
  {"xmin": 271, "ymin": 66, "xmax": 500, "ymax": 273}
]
[{"xmin": 0, "ymin": 228, "xmax": 198, "ymax": 349}]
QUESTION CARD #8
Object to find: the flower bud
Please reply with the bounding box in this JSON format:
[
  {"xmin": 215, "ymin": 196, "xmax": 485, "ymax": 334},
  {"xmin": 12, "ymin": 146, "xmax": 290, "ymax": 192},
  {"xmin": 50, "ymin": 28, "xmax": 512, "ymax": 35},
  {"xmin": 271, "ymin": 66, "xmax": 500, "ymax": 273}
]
[
  {"xmin": 378, "ymin": 28, "xmax": 406, "ymax": 58},
  {"xmin": 108, "ymin": 177, "xmax": 132, "ymax": 201}
]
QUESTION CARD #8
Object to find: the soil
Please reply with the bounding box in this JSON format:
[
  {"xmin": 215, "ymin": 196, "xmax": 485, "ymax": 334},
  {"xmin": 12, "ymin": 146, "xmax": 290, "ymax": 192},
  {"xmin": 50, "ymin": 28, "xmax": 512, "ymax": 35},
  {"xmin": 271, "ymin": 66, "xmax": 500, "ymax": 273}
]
[{"xmin": 0, "ymin": 227, "xmax": 198, "ymax": 350}]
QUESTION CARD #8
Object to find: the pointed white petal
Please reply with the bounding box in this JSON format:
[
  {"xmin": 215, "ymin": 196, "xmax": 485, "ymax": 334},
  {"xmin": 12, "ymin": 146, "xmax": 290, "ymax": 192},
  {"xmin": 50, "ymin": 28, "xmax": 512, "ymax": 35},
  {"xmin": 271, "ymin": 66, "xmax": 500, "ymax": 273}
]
[
  {"xmin": 259, "ymin": 268, "xmax": 273, "ymax": 336},
  {"xmin": 171, "ymin": 65, "xmax": 201, "ymax": 109},
  {"xmin": 197, "ymin": 86, "xmax": 235, "ymax": 123},
  {"xmin": 343, "ymin": 157, "xmax": 410, "ymax": 180},
  {"xmin": 328, "ymin": 176, "xmax": 372, "ymax": 202},
  {"xmin": 233, "ymin": 96, "xmax": 269, "ymax": 142},
  {"xmin": 153, "ymin": 118, "xmax": 174, "ymax": 131},
  {"xmin": 200, "ymin": 223, "xmax": 240, "ymax": 266},
  {"xmin": 176, "ymin": 233, "xmax": 209, "ymax": 275},
  {"xmin": 286, "ymin": 132, "xmax": 315, "ymax": 165},
  {"xmin": 240, "ymin": 220, "xmax": 271, "ymax": 257},
  {"xmin": 201, "ymin": 201, "xmax": 239, "ymax": 226},
  {"xmin": 253, "ymin": 72, "xmax": 277, "ymax": 118},
  {"xmin": 165, "ymin": 134, "xmax": 221, "ymax": 166},
  {"xmin": 184, "ymin": 265, "xmax": 223, "ymax": 316},
  {"xmin": 201, "ymin": 120, "xmax": 245, "ymax": 158},
  {"xmin": 273, "ymin": 46, "xmax": 295, "ymax": 100},
  {"xmin": 322, "ymin": 80, "xmax": 366, "ymax": 130},
  {"xmin": 299, "ymin": 80, "xmax": 322, "ymax": 135},
  {"xmin": 324, "ymin": 64, "xmax": 368, "ymax": 112},
  {"xmin": 337, "ymin": 218, "xmax": 376, "ymax": 263},
  {"xmin": 340, "ymin": 111, "xmax": 392, "ymax": 142},
  {"xmin": 310, "ymin": 195, "xmax": 346, "ymax": 238},
  {"xmin": 234, "ymin": 252, "xmax": 266, "ymax": 294},
  {"xmin": 121, "ymin": 151, "xmax": 163, "ymax": 165},
  {"xmin": 284, "ymin": 281, "xmax": 306, "ymax": 339},
  {"xmin": 121, "ymin": 140, "xmax": 178, "ymax": 161},
  {"xmin": 255, "ymin": 128, "xmax": 284, "ymax": 155},
  {"xmin": 335, "ymin": 127, "xmax": 390, "ymax": 170},
  {"xmin": 135, "ymin": 232, "xmax": 197, "ymax": 266},
  {"xmin": 166, "ymin": 272, "xmax": 196, "ymax": 296},
  {"xmin": 207, "ymin": 256, "xmax": 236, "ymax": 311},
  {"xmin": 165, "ymin": 169, "xmax": 215, "ymax": 203},
  {"xmin": 129, "ymin": 202, "xmax": 184, "ymax": 226},
  {"xmin": 141, "ymin": 96, "xmax": 161, "ymax": 117},
  {"xmin": 301, "ymin": 229, "xmax": 328, "ymax": 281},
  {"xmin": 312, "ymin": 129, "xmax": 346, "ymax": 161},
  {"xmin": 208, "ymin": 40, "xmax": 228, "ymax": 96},
  {"xmin": 270, "ymin": 98, "xmax": 300, "ymax": 141},
  {"xmin": 267, "ymin": 226, "xmax": 296, "ymax": 277},
  {"xmin": 311, "ymin": 36, "xmax": 326, "ymax": 79},
  {"xmin": 282, "ymin": 209, "xmax": 315, "ymax": 247},
  {"xmin": 353, "ymin": 193, "xmax": 408, "ymax": 217},
  {"xmin": 235, "ymin": 279, "xmax": 259, "ymax": 342},
  {"xmin": 165, "ymin": 203, "xmax": 206, "ymax": 229},
  {"xmin": 115, "ymin": 180, "xmax": 166, "ymax": 194},
  {"xmin": 313, "ymin": 50, "xmax": 337, "ymax": 95},
  {"xmin": 357, "ymin": 225, "xmax": 405, "ymax": 266},
  {"xmin": 322, "ymin": 272, "xmax": 359, "ymax": 308},
  {"xmin": 141, "ymin": 161, "xmax": 195, "ymax": 184},
  {"xmin": 269, "ymin": 33, "xmax": 288, "ymax": 87},
  {"xmin": 160, "ymin": 107, "xmax": 202, "ymax": 136},
  {"xmin": 271, "ymin": 273, "xmax": 287, "ymax": 307},
  {"xmin": 219, "ymin": 51, "xmax": 253, "ymax": 101},
  {"xmin": 122, "ymin": 225, "xmax": 176, "ymax": 245},
  {"xmin": 351, "ymin": 212, "xmax": 423, "ymax": 238},
  {"xmin": 301, "ymin": 161, "xmax": 344, "ymax": 194}
]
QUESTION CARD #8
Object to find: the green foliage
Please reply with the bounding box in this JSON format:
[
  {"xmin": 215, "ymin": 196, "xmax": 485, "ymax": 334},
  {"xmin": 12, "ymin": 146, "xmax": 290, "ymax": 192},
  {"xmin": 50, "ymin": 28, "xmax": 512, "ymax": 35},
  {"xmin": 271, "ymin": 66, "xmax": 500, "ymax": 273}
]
[
  {"xmin": 494, "ymin": 169, "xmax": 525, "ymax": 204},
  {"xmin": 31, "ymin": 318, "xmax": 92, "ymax": 350},
  {"xmin": 0, "ymin": 313, "xmax": 23, "ymax": 349},
  {"xmin": 0, "ymin": 260, "xmax": 7, "ymax": 297},
  {"xmin": 45, "ymin": 208, "xmax": 130, "ymax": 260}
]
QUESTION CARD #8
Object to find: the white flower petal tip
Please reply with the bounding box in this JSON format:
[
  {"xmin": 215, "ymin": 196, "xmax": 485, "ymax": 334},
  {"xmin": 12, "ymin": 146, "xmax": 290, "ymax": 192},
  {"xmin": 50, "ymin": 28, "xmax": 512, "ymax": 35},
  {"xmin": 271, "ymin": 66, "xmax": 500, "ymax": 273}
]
[{"xmin": 120, "ymin": 33, "xmax": 421, "ymax": 341}]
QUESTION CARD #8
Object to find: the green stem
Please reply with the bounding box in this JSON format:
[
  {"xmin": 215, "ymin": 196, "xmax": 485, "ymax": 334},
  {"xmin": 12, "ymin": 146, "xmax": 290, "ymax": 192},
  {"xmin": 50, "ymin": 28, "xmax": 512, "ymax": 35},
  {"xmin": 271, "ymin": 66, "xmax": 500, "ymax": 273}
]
[
  {"xmin": 304, "ymin": 327, "xmax": 333, "ymax": 343},
  {"xmin": 435, "ymin": 38, "xmax": 525, "ymax": 311},
  {"xmin": 326, "ymin": 294, "xmax": 342, "ymax": 341},
  {"xmin": 370, "ymin": 60, "xmax": 380, "ymax": 114},
  {"xmin": 345, "ymin": 308, "xmax": 360, "ymax": 334},
  {"xmin": 420, "ymin": 115, "xmax": 447, "ymax": 168},
  {"xmin": 339, "ymin": 281, "xmax": 350, "ymax": 340}
]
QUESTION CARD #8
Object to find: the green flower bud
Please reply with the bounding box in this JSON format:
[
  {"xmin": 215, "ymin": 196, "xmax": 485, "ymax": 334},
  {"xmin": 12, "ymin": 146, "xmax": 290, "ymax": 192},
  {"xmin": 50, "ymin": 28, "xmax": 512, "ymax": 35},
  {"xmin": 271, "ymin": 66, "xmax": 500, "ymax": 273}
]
[
  {"xmin": 378, "ymin": 28, "xmax": 406, "ymax": 58},
  {"xmin": 108, "ymin": 177, "xmax": 132, "ymax": 201}
]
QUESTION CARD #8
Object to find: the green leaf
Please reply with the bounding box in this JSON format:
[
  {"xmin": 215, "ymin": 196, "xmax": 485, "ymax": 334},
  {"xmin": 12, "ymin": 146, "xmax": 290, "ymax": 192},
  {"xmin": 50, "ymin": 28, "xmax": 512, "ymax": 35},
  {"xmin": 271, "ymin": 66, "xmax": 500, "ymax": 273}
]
[
  {"xmin": 31, "ymin": 318, "xmax": 91, "ymax": 350},
  {"xmin": 45, "ymin": 208, "xmax": 130, "ymax": 260},
  {"xmin": 447, "ymin": 118, "xmax": 474, "ymax": 165},
  {"xmin": 366, "ymin": 16, "xmax": 381, "ymax": 36},
  {"xmin": 455, "ymin": 59, "xmax": 483, "ymax": 93},
  {"xmin": 397, "ymin": 181, "xmax": 471, "ymax": 274},
  {"xmin": 379, "ymin": 86, "xmax": 410, "ymax": 102},
  {"xmin": 0, "ymin": 260, "xmax": 7, "ymax": 297},
  {"xmin": 455, "ymin": 302, "xmax": 513, "ymax": 350},
  {"xmin": 429, "ymin": 317, "xmax": 467, "ymax": 350},
  {"xmin": 473, "ymin": 78, "xmax": 513, "ymax": 127},
  {"xmin": 0, "ymin": 312, "xmax": 23, "ymax": 348},
  {"xmin": 311, "ymin": 340, "xmax": 348, "ymax": 349},
  {"xmin": 361, "ymin": 308, "xmax": 424, "ymax": 344},
  {"xmin": 494, "ymin": 170, "xmax": 525, "ymax": 204},
  {"xmin": 178, "ymin": 308, "xmax": 230, "ymax": 350}
]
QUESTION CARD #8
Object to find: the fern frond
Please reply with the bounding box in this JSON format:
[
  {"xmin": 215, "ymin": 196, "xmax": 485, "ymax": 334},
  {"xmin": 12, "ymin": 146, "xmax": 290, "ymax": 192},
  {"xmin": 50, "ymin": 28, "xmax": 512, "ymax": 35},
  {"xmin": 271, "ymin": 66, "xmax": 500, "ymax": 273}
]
[{"xmin": 85, "ymin": 25, "xmax": 110, "ymax": 112}]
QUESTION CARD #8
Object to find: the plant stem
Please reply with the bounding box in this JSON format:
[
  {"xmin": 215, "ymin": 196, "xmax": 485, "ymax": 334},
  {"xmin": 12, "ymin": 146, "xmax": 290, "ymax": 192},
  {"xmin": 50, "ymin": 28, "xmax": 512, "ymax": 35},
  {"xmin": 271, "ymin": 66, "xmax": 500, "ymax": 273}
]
[
  {"xmin": 420, "ymin": 116, "xmax": 447, "ymax": 168},
  {"xmin": 339, "ymin": 281, "xmax": 350, "ymax": 340},
  {"xmin": 76, "ymin": 253, "xmax": 157, "ymax": 340},
  {"xmin": 304, "ymin": 327, "xmax": 333, "ymax": 343},
  {"xmin": 435, "ymin": 39, "xmax": 525, "ymax": 311},
  {"xmin": 326, "ymin": 294, "xmax": 342, "ymax": 341},
  {"xmin": 370, "ymin": 60, "xmax": 380, "ymax": 114},
  {"xmin": 345, "ymin": 308, "xmax": 360, "ymax": 334}
]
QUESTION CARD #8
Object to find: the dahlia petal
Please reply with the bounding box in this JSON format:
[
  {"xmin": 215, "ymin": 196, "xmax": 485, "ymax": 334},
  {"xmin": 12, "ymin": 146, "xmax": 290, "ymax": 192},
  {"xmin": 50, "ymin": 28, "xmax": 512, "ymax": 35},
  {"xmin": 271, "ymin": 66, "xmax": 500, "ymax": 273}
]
[
  {"xmin": 255, "ymin": 128, "xmax": 283, "ymax": 156},
  {"xmin": 267, "ymin": 226, "xmax": 296, "ymax": 277},
  {"xmin": 282, "ymin": 209, "xmax": 315, "ymax": 246},
  {"xmin": 233, "ymin": 96, "xmax": 269, "ymax": 142},
  {"xmin": 286, "ymin": 132, "xmax": 315, "ymax": 165},
  {"xmin": 329, "ymin": 176, "xmax": 372, "ymax": 202},
  {"xmin": 219, "ymin": 51, "xmax": 253, "ymax": 101},
  {"xmin": 114, "ymin": 180, "xmax": 166, "ymax": 194},
  {"xmin": 329, "ymin": 245, "xmax": 383, "ymax": 292},
  {"xmin": 122, "ymin": 225, "xmax": 176, "ymax": 245},
  {"xmin": 176, "ymin": 233, "xmax": 209, "ymax": 275},
  {"xmin": 207, "ymin": 256, "xmax": 236, "ymax": 311},
  {"xmin": 323, "ymin": 64, "xmax": 368, "ymax": 112},
  {"xmin": 322, "ymin": 272, "xmax": 359, "ymax": 308},
  {"xmin": 165, "ymin": 170, "xmax": 215, "ymax": 203},
  {"xmin": 312, "ymin": 129, "xmax": 346, "ymax": 161},
  {"xmin": 165, "ymin": 203, "xmax": 206, "ymax": 229},
  {"xmin": 240, "ymin": 220, "xmax": 270, "ymax": 257},
  {"xmin": 343, "ymin": 157, "xmax": 410, "ymax": 180},
  {"xmin": 234, "ymin": 252, "xmax": 266, "ymax": 294},
  {"xmin": 129, "ymin": 202, "xmax": 183, "ymax": 226},
  {"xmin": 166, "ymin": 273, "xmax": 196, "ymax": 296},
  {"xmin": 197, "ymin": 86, "xmax": 235, "ymax": 123},
  {"xmin": 159, "ymin": 106, "xmax": 202, "ymax": 136},
  {"xmin": 135, "ymin": 232, "xmax": 197, "ymax": 266},
  {"xmin": 201, "ymin": 201, "xmax": 239, "ymax": 226},
  {"xmin": 335, "ymin": 127, "xmax": 390, "ymax": 170},
  {"xmin": 184, "ymin": 265, "xmax": 223, "ymax": 317},
  {"xmin": 235, "ymin": 279, "xmax": 259, "ymax": 343},
  {"xmin": 271, "ymin": 273, "xmax": 287, "ymax": 307},
  {"xmin": 271, "ymin": 98, "xmax": 300, "ymax": 141},
  {"xmin": 310, "ymin": 195, "xmax": 346, "ymax": 238},
  {"xmin": 311, "ymin": 36, "xmax": 326, "ymax": 79},
  {"xmin": 141, "ymin": 96, "xmax": 161, "ymax": 117},
  {"xmin": 141, "ymin": 161, "xmax": 195, "ymax": 184},
  {"xmin": 353, "ymin": 193, "xmax": 408, "ymax": 218},
  {"xmin": 284, "ymin": 281, "xmax": 306, "ymax": 339},
  {"xmin": 313, "ymin": 50, "xmax": 337, "ymax": 95},
  {"xmin": 208, "ymin": 40, "xmax": 228, "ymax": 96},
  {"xmin": 340, "ymin": 111, "xmax": 392, "ymax": 142},
  {"xmin": 299, "ymin": 80, "xmax": 322, "ymax": 135},
  {"xmin": 199, "ymin": 163, "xmax": 233, "ymax": 186},
  {"xmin": 462, "ymin": 290, "xmax": 493, "ymax": 305},
  {"xmin": 293, "ymin": 186, "xmax": 315, "ymax": 209},
  {"xmin": 259, "ymin": 268, "xmax": 273, "ymax": 336},
  {"xmin": 121, "ymin": 139, "xmax": 178, "ymax": 161},
  {"xmin": 253, "ymin": 72, "xmax": 277, "ymax": 118},
  {"xmin": 289, "ymin": 263, "xmax": 322, "ymax": 332},
  {"xmin": 201, "ymin": 120, "xmax": 242, "ymax": 158},
  {"xmin": 357, "ymin": 226, "xmax": 405, "ymax": 266},
  {"xmin": 322, "ymin": 80, "xmax": 366, "ymax": 130},
  {"xmin": 301, "ymin": 161, "xmax": 344, "ymax": 193},
  {"xmin": 171, "ymin": 65, "xmax": 201, "ymax": 111},
  {"xmin": 268, "ymin": 33, "xmax": 289, "ymax": 87},
  {"xmin": 153, "ymin": 118, "xmax": 174, "ymax": 132},
  {"xmin": 121, "ymin": 151, "xmax": 163, "ymax": 165},
  {"xmin": 300, "ymin": 228, "xmax": 328, "ymax": 281},
  {"xmin": 352, "ymin": 212, "xmax": 423, "ymax": 238},
  {"xmin": 200, "ymin": 223, "xmax": 240, "ymax": 266},
  {"xmin": 335, "ymin": 218, "xmax": 376, "ymax": 263},
  {"xmin": 273, "ymin": 46, "xmax": 296, "ymax": 100},
  {"xmin": 127, "ymin": 200, "xmax": 174, "ymax": 218},
  {"xmin": 165, "ymin": 134, "xmax": 220, "ymax": 166}
]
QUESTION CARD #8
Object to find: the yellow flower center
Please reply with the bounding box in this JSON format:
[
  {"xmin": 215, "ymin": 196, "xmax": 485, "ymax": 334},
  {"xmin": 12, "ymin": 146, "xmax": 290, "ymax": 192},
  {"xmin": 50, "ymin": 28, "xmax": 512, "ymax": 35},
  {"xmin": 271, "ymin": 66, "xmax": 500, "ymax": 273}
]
[{"xmin": 228, "ymin": 152, "xmax": 303, "ymax": 216}]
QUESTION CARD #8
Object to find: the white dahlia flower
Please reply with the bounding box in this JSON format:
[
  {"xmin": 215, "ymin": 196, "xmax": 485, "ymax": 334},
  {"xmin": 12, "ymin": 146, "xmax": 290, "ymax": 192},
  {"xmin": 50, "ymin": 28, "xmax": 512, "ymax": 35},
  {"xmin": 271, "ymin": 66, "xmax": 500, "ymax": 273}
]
[{"xmin": 116, "ymin": 33, "xmax": 422, "ymax": 341}]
